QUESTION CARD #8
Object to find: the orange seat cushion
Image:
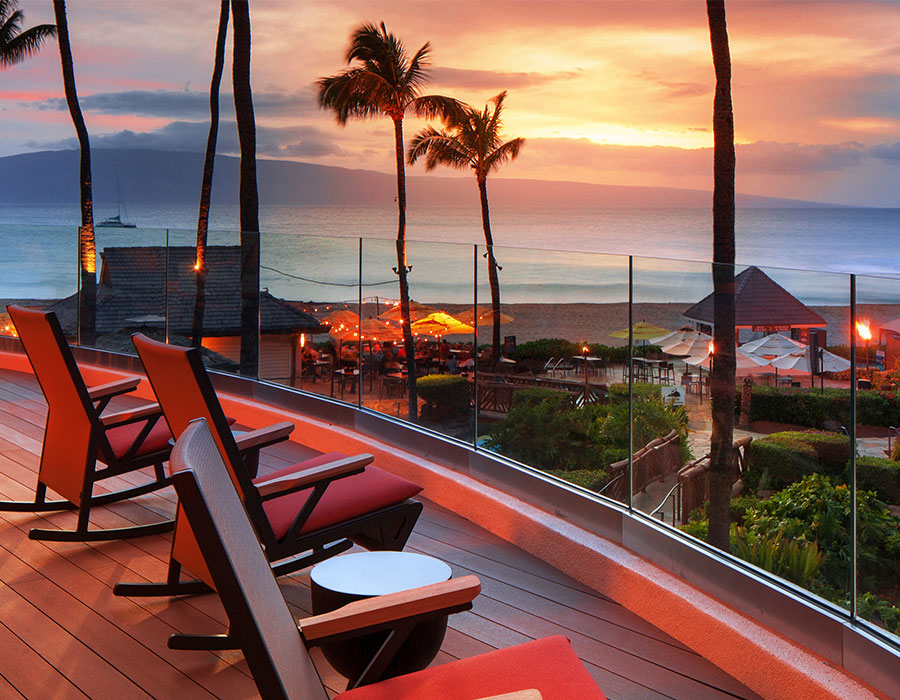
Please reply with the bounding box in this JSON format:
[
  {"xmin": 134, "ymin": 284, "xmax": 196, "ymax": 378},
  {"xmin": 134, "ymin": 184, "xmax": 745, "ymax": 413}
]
[
  {"xmin": 335, "ymin": 636, "xmax": 606, "ymax": 700},
  {"xmin": 105, "ymin": 418, "xmax": 173, "ymax": 461},
  {"xmin": 254, "ymin": 452, "xmax": 421, "ymax": 538}
]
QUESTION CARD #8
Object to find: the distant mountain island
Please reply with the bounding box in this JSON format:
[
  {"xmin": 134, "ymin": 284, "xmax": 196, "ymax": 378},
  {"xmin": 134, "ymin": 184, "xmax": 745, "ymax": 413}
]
[{"xmin": 0, "ymin": 148, "xmax": 845, "ymax": 209}]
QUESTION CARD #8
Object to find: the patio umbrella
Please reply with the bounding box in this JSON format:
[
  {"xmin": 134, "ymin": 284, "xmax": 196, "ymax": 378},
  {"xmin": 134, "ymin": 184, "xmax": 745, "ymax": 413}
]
[
  {"xmin": 411, "ymin": 312, "xmax": 476, "ymax": 337},
  {"xmin": 684, "ymin": 347, "xmax": 771, "ymax": 374},
  {"xmin": 649, "ymin": 326, "xmax": 702, "ymax": 346},
  {"xmin": 377, "ymin": 300, "xmax": 437, "ymax": 323},
  {"xmin": 610, "ymin": 322, "xmax": 670, "ymax": 341},
  {"xmin": 455, "ymin": 306, "xmax": 514, "ymax": 326},
  {"xmin": 323, "ymin": 309, "xmax": 359, "ymax": 328},
  {"xmin": 770, "ymin": 347, "xmax": 851, "ymax": 374},
  {"xmin": 661, "ymin": 333, "xmax": 713, "ymax": 357},
  {"xmin": 739, "ymin": 333, "xmax": 805, "ymax": 357}
]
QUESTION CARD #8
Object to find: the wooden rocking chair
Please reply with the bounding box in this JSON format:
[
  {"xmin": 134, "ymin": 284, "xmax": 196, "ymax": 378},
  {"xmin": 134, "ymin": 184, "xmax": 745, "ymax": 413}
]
[{"xmin": 0, "ymin": 305, "xmax": 173, "ymax": 541}]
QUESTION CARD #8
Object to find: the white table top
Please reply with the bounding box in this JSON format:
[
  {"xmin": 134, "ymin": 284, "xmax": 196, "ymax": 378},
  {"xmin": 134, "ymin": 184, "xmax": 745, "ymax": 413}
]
[{"xmin": 310, "ymin": 551, "xmax": 452, "ymax": 596}]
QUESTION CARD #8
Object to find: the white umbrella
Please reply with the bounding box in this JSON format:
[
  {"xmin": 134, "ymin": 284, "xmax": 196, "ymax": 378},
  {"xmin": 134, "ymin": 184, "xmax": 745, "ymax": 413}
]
[
  {"xmin": 739, "ymin": 333, "xmax": 805, "ymax": 357},
  {"xmin": 650, "ymin": 327, "xmax": 705, "ymax": 347},
  {"xmin": 684, "ymin": 347, "xmax": 771, "ymax": 374},
  {"xmin": 770, "ymin": 347, "xmax": 850, "ymax": 375},
  {"xmin": 661, "ymin": 332, "xmax": 712, "ymax": 357}
]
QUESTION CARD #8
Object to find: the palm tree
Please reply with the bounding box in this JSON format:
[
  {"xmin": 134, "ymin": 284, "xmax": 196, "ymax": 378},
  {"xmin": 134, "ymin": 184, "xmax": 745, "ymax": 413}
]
[
  {"xmin": 408, "ymin": 92, "xmax": 524, "ymax": 370},
  {"xmin": 317, "ymin": 21, "xmax": 462, "ymax": 420},
  {"xmin": 0, "ymin": 0, "xmax": 55, "ymax": 68},
  {"xmin": 52, "ymin": 0, "xmax": 95, "ymax": 346},
  {"xmin": 231, "ymin": 0, "xmax": 259, "ymax": 376},
  {"xmin": 706, "ymin": 0, "xmax": 736, "ymax": 552},
  {"xmin": 192, "ymin": 0, "xmax": 229, "ymax": 349}
]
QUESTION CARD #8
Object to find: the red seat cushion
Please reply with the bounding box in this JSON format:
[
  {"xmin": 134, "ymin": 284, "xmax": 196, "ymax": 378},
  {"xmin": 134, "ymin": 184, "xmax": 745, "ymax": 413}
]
[
  {"xmin": 254, "ymin": 453, "xmax": 422, "ymax": 538},
  {"xmin": 335, "ymin": 636, "xmax": 606, "ymax": 700},
  {"xmin": 105, "ymin": 417, "xmax": 173, "ymax": 461}
]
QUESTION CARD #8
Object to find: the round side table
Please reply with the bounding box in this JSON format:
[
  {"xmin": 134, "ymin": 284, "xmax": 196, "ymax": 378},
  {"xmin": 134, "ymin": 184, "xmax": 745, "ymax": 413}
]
[{"xmin": 310, "ymin": 551, "xmax": 452, "ymax": 681}]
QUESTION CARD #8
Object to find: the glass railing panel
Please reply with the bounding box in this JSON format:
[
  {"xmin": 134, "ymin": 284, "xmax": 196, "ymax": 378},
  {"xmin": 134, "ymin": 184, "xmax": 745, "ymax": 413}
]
[
  {"xmin": 361, "ymin": 237, "xmax": 476, "ymax": 441},
  {"xmin": 258, "ymin": 231, "xmax": 360, "ymax": 399},
  {"xmin": 630, "ymin": 255, "xmax": 712, "ymax": 521},
  {"xmin": 853, "ymin": 271, "xmax": 900, "ymax": 642},
  {"xmin": 0, "ymin": 223, "xmax": 78, "ymax": 340},
  {"xmin": 664, "ymin": 260, "xmax": 854, "ymax": 611},
  {"xmin": 473, "ymin": 244, "xmax": 630, "ymax": 503}
]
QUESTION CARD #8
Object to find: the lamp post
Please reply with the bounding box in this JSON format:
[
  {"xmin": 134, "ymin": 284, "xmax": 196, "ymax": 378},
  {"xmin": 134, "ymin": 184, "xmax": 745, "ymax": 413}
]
[{"xmin": 582, "ymin": 344, "xmax": 590, "ymax": 404}]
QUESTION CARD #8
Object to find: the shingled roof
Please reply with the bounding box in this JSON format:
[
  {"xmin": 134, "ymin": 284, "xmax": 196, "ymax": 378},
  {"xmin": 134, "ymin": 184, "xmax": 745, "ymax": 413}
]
[
  {"xmin": 683, "ymin": 266, "xmax": 826, "ymax": 328},
  {"xmin": 48, "ymin": 246, "xmax": 325, "ymax": 337}
]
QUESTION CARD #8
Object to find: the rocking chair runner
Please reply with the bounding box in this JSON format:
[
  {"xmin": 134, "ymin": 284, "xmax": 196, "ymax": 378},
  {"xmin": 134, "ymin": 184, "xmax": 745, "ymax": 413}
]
[
  {"xmin": 115, "ymin": 333, "xmax": 423, "ymax": 618},
  {"xmin": 0, "ymin": 305, "xmax": 174, "ymax": 541},
  {"xmin": 169, "ymin": 419, "xmax": 607, "ymax": 700}
]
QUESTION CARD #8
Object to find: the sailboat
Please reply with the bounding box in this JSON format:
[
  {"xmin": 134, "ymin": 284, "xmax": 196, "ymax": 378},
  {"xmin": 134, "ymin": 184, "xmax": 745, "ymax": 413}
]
[{"xmin": 97, "ymin": 178, "xmax": 136, "ymax": 228}]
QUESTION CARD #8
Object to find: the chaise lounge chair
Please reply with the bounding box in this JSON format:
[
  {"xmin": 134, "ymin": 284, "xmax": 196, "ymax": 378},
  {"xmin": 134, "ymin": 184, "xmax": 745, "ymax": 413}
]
[
  {"xmin": 0, "ymin": 305, "xmax": 174, "ymax": 541},
  {"xmin": 114, "ymin": 333, "xmax": 423, "ymax": 618},
  {"xmin": 169, "ymin": 418, "xmax": 608, "ymax": 699}
]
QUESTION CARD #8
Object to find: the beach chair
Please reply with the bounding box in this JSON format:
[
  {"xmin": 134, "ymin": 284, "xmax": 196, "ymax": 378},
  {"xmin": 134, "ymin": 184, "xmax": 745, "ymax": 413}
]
[
  {"xmin": 0, "ymin": 305, "xmax": 173, "ymax": 541},
  {"xmin": 169, "ymin": 418, "xmax": 608, "ymax": 699},
  {"xmin": 114, "ymin": 333, "xmax": 422, "ymax": 610}
]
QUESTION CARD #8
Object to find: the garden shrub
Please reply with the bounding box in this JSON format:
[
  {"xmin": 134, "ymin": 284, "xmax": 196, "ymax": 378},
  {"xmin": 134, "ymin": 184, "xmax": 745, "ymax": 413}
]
[
  {"xmin": 744, "ymin": 385, "xmax": 900, "ymax": 428},
  {"xmin": 608, "ymin": 382, "xmax": 658, "ymax": 404},
  {"xmin": 510, "ymin": 387, "xmax": 573, "ymax": 410},
  {"xmin": 733, "ymin": 527, "xmax": 825, "ymax": 588},
  {"xmin": 416, "ymin": 374, "xmax": 470, "ymax": 418},
  {"xmin": 515, "ymin": 338, "xmax": 580, "ymax": 364},
  {"xmin": 544, "ymin": 468, "xmax": 609, "ymax": 492},
  {"xmin": 598, "ymin": 395, "xmax": 692, "ymax": 464},
  {"xmin": 485, "ymin": 394, "xmax": 605, "ymax": 472},
  {"xmin": 741, "ymin": 474, "xmax": 899, "ymax": 591},
  {"xmin": 856, "ymin": 457, "xmax": 900, "ymax": 504},
  {"xmin": 745, "ymin": 430, "xmax": 850, "ymax": 491}
]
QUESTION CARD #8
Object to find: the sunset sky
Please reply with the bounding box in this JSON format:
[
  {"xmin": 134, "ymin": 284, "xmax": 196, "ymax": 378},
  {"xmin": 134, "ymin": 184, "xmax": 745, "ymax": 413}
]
[{"xmin": 2, "ymin": 0, "xmax": 900, "ymax": 206}]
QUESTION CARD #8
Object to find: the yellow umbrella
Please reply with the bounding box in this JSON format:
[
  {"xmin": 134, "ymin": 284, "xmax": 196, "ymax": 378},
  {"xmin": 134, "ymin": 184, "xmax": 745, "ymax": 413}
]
[
  {"xmin": 610, "ymin": 322, "xmax": 671, "ymax": 340},
  {"xmin": 358, "ymin": 318, "xmax": 402, "ymax": 342},
  {"xmin": 455, "ymin": 306, "xmax": 514, "ymax": 326},
  {"xmin": 411, "ymin": 312, "xmax": 475, "ymax": 337},
  {"xmin": 377, "ymin": 300, "xmax": 437, "ymax": 323}
]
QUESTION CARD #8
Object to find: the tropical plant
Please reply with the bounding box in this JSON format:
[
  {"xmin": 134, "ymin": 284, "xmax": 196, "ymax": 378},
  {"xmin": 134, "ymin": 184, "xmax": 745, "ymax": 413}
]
[
  {"xmin": 317, "ymin": 22, "xmax": 462, "ymax": 419},
  {"xmin": 416, "ymin": 374, "xmax": 470, "ymax": 418},
  {"xmin": 733, "ymin": 526, "xmax": 826, "ymax": 588},
  {"xmin": 192, "ymin": 0, "xmax": 229, "ymax": 349},
  {"xmin": 706, "ymin": 0, "xmax": 737, "ymax": 551},
  {"xmin": 0, "ymin": 0, "xmax": 55, "ymax": 68},
  {"xmin": 51, "ymin": 0, "xmax": 95, "ymax": 346},
  {"xmin": 408, "ymin": 92, "xmax": 524, "ymax": 370},
  {"xmin": 231, "ymin": 0, "xmax": 259, "ymax": 376}
]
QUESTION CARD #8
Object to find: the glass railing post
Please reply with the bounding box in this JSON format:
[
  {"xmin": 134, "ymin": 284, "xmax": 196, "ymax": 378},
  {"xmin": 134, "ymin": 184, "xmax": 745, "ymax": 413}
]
[
  {"xmin": 627, "ymin": 255, "xmax": 634, "ymax": 512},
  {"xmin": 165, "ymin": 228, "xmax": 170, "ymax": 344},
  {"xmin": 473, "ymin": 243, "xmax": 479, "ymax": 447},
  {"xmin": 358, "ymin": 237, "xmax": 363, "ymax": 408},
  {"xmin": 849, "ymin": 273, "xmax": 858, "ymax": 620}
]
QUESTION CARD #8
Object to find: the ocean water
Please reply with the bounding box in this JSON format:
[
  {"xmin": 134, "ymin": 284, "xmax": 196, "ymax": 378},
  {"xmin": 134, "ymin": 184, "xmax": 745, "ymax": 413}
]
[{"xmin": 0, "ymin": 204, "xmax": 898, "ymax": 306}]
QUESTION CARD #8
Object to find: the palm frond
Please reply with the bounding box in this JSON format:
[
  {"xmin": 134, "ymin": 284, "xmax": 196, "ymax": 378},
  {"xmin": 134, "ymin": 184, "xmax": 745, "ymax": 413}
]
[
  {"xmin": 0, "ymin": 21, "xmax": 55, "ymax": 68},
  {"xmin": 409, "ymin": 94, "xmax": 464, "ymax": 121},
  {"xmin": 317, "ymin": 67, "xmax": 396, "ymax": 123},
  {"xmin": 407, "ymin": 127, "xmax": 473, "ymax": 171},
  {"xmin": 483, "ymin": 137, "xmax": 525, "ymax": 174}
]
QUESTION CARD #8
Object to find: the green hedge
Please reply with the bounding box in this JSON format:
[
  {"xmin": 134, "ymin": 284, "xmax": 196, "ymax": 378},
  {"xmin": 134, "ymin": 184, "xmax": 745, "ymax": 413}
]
[
  {"xmin": 515, "ymin": 338, "xmax": 581, "ymax": 363},
  {"xmin": 745, "ymin": 430, "xmax": 850, "ymax": 491},
  {"xmin": 608, "ymin": 382, "xmax": 658, "ymax": 404},
  {"xmin": 416, "ymin": 375, "xmax": 470, "ymax": 417},
  {"xmin": 857, "ymin": 457, "xmax": 900, "ymax": 504},
  {"xmin": 737, "ymin": 385, "xmax": 900, "ymax": 428}
]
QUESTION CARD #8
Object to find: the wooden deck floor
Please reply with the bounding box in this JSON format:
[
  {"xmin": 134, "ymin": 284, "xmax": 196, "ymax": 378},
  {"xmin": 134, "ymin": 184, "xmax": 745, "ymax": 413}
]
[{"xmin": 0, "ymin": 367, "xmax": 763, "ymax": 700}]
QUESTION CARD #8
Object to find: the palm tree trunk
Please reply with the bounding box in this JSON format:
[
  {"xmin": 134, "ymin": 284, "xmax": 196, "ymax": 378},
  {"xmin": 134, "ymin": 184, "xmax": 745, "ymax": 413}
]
[
  {"xmin": 393, "ymin": 117, "xmax": 418, "ymax": 420},
  {"xmin": 53, "ymin": 0, "xmax": 95, "ymax": 346},
  {"xmin": 706, "ymin": 0, "xmax": 736, "ymax": 552},
  {"xmin": 192, "ymin": 0, "xmax": 229, "ymax": 349},
  {"xmin": 477, "ymin": 176, "xmax": 501, "ymax": 372},
  {"xmin": 231, "ymin": 0, "xmax": 259, "ymax": 377}
]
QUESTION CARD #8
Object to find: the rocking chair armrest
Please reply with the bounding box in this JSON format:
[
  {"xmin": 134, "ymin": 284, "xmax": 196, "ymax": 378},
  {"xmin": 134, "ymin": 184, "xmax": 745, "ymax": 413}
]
[
  {"xmin": 100, "ymin": 402, "xmax": 163, "ymax": 427},
  {"xmin": 234, "ymin": 422, "xmax": 295, "ymax": 453},
  {"xmin": 476, "ymin": 692, "xmax": 542, "ymax": 700},
  {"xmin": 255, "ymin": 453, "xmax": 373, "ymax": 499},
  {"xmin": 88, "ymin": 377, "xmax": 141, "ymax": 401},
  {"xmin": 298, "ymin": 575, "xmax": 481, "ymax": 643}
]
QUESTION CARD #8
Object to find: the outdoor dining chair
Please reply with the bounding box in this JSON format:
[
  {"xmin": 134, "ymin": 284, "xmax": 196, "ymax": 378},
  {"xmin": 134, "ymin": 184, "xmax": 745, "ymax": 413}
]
[
  {"xmin": 114, "ymin": 333, "xmax": 423, "ymax": 620},
  {"xmin": 168, "ymin": 418, "xmax": 608, "ymax": 700},
  {"xmin": 0, "ymin": 305, "xmax": 174, "ymax": 541}
]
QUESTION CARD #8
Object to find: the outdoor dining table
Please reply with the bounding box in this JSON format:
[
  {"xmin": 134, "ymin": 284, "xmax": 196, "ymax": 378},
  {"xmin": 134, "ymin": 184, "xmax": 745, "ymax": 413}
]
[
  {"xmin": 632, "ymin": 357, "xmax": 662, "ymax": 382},
  {"xmin": 570, "ymin": 355, "xmax": 602, "ymax": 376}
]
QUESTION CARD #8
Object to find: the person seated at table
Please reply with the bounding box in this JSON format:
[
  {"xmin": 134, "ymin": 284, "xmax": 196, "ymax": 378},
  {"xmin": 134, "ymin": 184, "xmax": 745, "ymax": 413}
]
[
  {"xmin": 341, "ymin": 344, "xmax": 358, "ymax": 365},
  {"xmin": 371, "ymin": 342, "xmax": 384, "ymax": 374},
  {"xmin": 439, "ymin": 338, "xmax": 451, "ymax": 359},
  {"xmin": 302, "ymin": 344, "xmax": 319, "ymax": 364},
  {"xmin": 382, "ymin": 342, "xmax": 395, "ymax": 364}
]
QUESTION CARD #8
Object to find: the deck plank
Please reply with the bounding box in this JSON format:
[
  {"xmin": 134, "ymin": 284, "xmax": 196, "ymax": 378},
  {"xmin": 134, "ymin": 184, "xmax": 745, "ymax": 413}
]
[{"xmin": 0, "ymin": 367, "xmax": 764, "ymax": 699}]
